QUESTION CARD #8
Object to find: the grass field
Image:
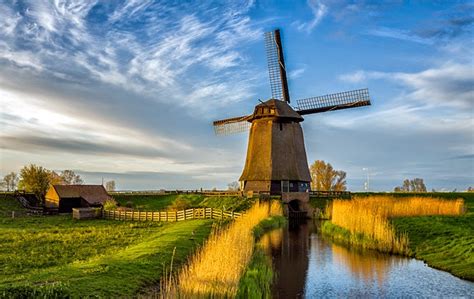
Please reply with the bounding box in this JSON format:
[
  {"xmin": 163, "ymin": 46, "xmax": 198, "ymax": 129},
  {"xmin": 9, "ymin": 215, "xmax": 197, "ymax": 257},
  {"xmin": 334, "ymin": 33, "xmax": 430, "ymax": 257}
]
[
  {"xmin": 0, "ymin": 211, "xmax": 213, "ymax": 297},
  {"xmin": 113, "ymin": 193, "xmax": 252, "ymax": 212}
]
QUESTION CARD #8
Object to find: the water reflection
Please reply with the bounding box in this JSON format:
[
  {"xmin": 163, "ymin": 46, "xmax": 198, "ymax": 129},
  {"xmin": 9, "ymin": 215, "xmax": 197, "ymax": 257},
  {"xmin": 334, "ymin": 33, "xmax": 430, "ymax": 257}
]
[
  {"xmin": 267, "ymin": 220, "xmax": 474, "ymax": 298},
  {"xmin": 268, "ymin": 221, "xmax": 310, "ymax": 298},
  {"xmin": 331, "ymin": 243, "xmax": 406, "ymax": 286}
]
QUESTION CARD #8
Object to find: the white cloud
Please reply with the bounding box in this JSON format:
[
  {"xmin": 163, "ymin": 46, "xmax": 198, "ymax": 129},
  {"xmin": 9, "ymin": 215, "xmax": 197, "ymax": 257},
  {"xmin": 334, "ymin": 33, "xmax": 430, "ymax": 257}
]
[
  {"xmin": 339, "ymin": 63, "xmax": 474, "ymax": 108},
  {"xmin": 367, "ymin": 27, "xmax": 433, "ymax": 45},
  {"xmin": 294, "ymin": 0, "xmax": 328, "ymax": 33},
  {"xmin": 289, "ymin": 67, "xmax": 306, "ymax": 79}
]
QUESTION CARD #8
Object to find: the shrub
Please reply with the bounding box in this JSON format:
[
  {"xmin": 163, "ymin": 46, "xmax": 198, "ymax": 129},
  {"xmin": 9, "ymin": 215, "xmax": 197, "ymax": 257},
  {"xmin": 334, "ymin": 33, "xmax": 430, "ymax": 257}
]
[
  {"xmin": 169, "ymin": 198, "xmax": 190, "ymax": 211},
  {"xmin": 103, "ymin": 199, "xmax": 117, "ymax": 210}
]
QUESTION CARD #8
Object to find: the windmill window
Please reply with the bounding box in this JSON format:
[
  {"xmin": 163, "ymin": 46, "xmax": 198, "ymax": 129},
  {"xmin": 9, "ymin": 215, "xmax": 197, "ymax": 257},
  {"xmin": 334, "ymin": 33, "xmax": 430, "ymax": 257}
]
[{"xmin": 270, "ymin": 108, "xmax": 275, "ymax": 114}]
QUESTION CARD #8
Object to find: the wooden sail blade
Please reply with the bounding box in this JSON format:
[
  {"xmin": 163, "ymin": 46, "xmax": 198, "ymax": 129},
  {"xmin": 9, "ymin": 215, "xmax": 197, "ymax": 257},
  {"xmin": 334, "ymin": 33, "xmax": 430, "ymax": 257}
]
[
  {"xmin": 265, "ymin": 29, "xmax": 290, "ymax": 103},
  {"xmin": 213, "ymin": 115, "xmax": 252, "ymax": 136},
  {"xmin": 296, "ymin": 88, "xmax": 371, "ymax": 115}
]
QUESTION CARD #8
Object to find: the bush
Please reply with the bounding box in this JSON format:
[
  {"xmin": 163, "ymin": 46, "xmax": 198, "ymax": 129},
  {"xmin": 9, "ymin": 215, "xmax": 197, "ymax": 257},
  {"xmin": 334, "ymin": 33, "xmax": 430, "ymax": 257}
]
[
  {"xmin": 168, "ymin": 198, "xmax": 191, "ymax": 211},
  {"xmin": 103, "ymin": 199, "xmax": 117, "ymax": 210}
]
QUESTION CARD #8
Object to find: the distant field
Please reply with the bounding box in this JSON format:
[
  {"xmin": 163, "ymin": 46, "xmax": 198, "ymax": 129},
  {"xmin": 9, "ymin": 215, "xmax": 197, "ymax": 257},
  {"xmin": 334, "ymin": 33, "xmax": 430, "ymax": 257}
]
[
  {"xmin": 113, "ymin": 193, "xmax": 252, "ymax": 212},
  {"xmin": 0, "ymin": 197, "xmax": 213, "ymax": 297}
]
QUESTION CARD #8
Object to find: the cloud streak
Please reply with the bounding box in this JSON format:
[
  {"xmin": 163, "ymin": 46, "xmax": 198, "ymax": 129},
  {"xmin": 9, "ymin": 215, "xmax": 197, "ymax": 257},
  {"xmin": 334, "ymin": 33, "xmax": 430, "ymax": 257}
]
[
  {"xmin": 339, "ymin": 63, "xmax": 474, "ymax": 109},
  {"xmin": 294, "ymin": 0, "xmax": 328, "ymax": 33}
]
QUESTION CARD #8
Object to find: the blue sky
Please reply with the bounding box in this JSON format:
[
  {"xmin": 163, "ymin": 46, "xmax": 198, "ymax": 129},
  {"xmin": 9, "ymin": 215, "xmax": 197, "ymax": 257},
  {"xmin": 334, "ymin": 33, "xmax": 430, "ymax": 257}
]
[{"xmin": 0, "ymin": 0, "xmax": 472, "ymax": 191}]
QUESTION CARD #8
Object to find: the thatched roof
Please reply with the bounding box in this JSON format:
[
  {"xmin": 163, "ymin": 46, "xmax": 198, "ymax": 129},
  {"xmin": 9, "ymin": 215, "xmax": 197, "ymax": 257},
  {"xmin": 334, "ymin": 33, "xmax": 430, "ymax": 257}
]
[
  {"xmin": 53, "ymin": 185, "xmax": 111, "ymax": 205},
  {"xmin": 249, "ymin": 99, "xmax": 303, "ymax": 122}
]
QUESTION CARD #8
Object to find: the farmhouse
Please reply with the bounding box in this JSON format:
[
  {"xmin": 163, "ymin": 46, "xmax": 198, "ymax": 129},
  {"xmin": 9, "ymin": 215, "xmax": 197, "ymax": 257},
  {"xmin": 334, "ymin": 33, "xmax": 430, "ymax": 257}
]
[{"xmin": 45, "ymin": 185, "xmax": 112, "ymax": 213}]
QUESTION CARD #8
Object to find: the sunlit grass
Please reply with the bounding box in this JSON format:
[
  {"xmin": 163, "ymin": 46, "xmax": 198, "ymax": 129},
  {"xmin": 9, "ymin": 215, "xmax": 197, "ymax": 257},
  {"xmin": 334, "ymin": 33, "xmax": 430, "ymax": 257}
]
[
  {"xmin": 0, "ymin": 215, "xmax": 212, "ymax": 297},
  {"xmin": 328, "ymin": 196, "xmax": 464, "ymax": 254},
  {"xmin": 162, "ymin": 201, "xmax": 282, "ymax": 298}
]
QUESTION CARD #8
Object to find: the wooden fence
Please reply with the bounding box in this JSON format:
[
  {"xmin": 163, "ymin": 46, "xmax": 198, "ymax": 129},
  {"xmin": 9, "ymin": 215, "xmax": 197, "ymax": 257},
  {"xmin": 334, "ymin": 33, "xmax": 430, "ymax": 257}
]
[
  {"xmin": 102, "ymin": 208, "xmax": 243, "ymax": 222},
  {"xmin": 309, "ymin": 191, "xmax": 351, "ymax": 198}
]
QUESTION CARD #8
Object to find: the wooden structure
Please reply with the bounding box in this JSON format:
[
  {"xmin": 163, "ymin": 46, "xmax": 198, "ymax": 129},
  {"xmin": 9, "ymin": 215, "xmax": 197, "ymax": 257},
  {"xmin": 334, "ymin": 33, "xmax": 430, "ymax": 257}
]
[
  {"xmin": 212, "ymin": 29, "xmax": 371, "ymax": 216},
  {"xmin": 45, "ymin": 185, "xmax": 112, "ymax": 213},
  {"xmin": 72, "ymin": 207, "xmax": 102, "ymax": 219},
  {"xmin": 103, "ymin": 208, "xmax": 242, "ymax": 222}
]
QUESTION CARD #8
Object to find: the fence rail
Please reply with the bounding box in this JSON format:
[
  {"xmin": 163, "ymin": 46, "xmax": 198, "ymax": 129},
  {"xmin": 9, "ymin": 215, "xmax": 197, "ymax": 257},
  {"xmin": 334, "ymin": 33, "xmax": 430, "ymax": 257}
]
[
  {"xmin": 102, "ymin": 208, "xmax": 242, "ymax": 222},
  {"xmin": 309, "ymin": 191, "xmax": 351, "ymax": 198}
]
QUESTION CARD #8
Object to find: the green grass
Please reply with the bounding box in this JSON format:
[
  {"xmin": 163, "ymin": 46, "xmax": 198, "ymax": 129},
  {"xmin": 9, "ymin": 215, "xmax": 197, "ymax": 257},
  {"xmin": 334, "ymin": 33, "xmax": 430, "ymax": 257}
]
[
  {"xmin": 391, "ymin": 196, "xmax": 474, "ymax": 280},
  {"xmin": 236, "ymin": 247, "xmax": 273, "ymax": 299},
  {"xmin": 236, "ymin": 215, "xmax": 286, "ymax": 299},
  {"xmin": 113, "ymin": 193, "xmax": 254, "ymax": 212},
  {"xmin": 252, "ymin": 216, "xmax": 287, "ymax": 240},
  {"xmin": 320, "ymin": 221, "xmax": 392, "ymax": 253},
  {"xmin": 0, "ymin": 215, "xmax": 213, "ymax": 297},
  {"xmin": 113, "ymin": 194, "xmax": 180, "ymax": 210}
]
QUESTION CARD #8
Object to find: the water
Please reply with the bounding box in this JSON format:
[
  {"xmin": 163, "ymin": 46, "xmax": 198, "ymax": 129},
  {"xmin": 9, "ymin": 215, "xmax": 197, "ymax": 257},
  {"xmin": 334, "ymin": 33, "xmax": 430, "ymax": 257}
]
[{"xmin": 261, "ymin": 220, "xmax": 474, "ymax": 298}]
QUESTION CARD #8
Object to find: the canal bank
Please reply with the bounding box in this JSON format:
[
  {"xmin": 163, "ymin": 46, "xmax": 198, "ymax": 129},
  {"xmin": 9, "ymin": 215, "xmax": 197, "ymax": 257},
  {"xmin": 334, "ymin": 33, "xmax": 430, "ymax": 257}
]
[{"xmin": 266, "ymin": 220, "xmax": 474, "ymax": 298}]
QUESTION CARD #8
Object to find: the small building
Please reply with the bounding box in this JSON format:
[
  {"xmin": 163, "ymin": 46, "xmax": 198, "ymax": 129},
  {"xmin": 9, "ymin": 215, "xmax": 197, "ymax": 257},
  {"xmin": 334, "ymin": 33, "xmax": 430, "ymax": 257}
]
[{"xmin": 45, "ymin": 185, "xmax": 112, "ymax": 213}]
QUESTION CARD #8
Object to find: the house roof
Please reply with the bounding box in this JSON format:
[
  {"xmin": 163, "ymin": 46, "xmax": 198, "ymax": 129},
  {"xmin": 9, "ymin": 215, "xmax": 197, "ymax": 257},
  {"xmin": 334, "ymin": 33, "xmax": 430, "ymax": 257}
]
[{"xmin": 53, "ymin": 185, "xmax": 112, "ymax": 205}]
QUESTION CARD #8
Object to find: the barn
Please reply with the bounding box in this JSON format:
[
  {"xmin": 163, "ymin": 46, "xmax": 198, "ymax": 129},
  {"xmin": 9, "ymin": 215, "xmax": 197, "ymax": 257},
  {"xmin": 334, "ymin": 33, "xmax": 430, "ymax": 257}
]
[{"xmin": 45, "ymin": 185, "xmax": 112, "ymax": 213}]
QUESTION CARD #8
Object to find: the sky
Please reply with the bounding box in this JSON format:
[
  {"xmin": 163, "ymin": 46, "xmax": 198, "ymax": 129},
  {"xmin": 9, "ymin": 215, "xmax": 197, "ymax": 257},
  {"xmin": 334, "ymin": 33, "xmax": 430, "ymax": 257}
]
[{"xmin": 0, "ymin": 0, "xmax": 473, "ymax": 191}]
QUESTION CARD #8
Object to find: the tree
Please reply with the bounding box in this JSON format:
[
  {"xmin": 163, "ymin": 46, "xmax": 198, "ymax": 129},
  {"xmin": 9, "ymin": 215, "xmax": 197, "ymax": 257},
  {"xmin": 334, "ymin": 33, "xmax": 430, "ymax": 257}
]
[
  {"xmin": 18, "ymin": 164, "xmax": 51, "ymax": 201},
  {"xmin": 60, "ymin": 170, "xmax": 84, "ymax": 185},
  {"xmin": 309, "ymin": 160, "xmax": 347, "ymax": 191},
  {"xmin": 394, "ymin": 178, "xmax": 427, "ymax": 192},
  {"xmin": 49, "ymin": 171, "xmax": 65, "ymax": 186},
  {"xmin": 227, "ymin": 181, "xmax": 240, "ymax": 191},
  {"xmin": 3, "ymin": 172, "xmax": 19, "ymax": 191},
  {"xmin": 105, "ymin": 180, "xmax": 116, "ymax": 192}
]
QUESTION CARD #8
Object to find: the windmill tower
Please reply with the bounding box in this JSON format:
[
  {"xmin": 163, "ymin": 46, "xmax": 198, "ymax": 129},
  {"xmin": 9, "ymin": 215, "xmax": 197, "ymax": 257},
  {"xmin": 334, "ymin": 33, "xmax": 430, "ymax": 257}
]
[{"xmin": 213, "ymin": 29, "xmax": 371, "ymax": 197}]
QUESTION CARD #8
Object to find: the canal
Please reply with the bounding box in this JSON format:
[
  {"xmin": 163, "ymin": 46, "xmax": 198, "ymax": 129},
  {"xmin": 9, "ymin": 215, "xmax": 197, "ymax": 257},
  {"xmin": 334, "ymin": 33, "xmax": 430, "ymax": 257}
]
[{"xmin": 259, "ymin": 220, "xmax": 474, "ymax": 298}]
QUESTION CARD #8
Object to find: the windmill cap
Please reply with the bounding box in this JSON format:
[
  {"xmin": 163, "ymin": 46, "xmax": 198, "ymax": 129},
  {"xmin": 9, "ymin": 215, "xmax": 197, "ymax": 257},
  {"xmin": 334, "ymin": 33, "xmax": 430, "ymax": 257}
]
[{"xmin": 249, "ymin": 99, "xmax": 304, "ymax": 122}]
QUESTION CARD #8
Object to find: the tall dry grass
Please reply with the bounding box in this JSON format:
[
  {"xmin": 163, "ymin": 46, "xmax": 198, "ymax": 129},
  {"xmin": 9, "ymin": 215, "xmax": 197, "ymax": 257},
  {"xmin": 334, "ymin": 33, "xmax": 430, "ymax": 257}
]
[
  {"xmin": 161, "ymin": 201, "xmax": 282, "ymax": 298},
  {"xmin": 330, "ymin": 196, "xmax": 464, "ymax": 254}
]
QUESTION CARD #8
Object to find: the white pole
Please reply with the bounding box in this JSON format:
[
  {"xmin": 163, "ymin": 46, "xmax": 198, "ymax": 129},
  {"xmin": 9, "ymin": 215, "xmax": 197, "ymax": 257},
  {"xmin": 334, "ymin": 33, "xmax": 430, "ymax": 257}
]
[{"xmin": 363, "ymin": 168, "xmax": 370, "ymax": 192}]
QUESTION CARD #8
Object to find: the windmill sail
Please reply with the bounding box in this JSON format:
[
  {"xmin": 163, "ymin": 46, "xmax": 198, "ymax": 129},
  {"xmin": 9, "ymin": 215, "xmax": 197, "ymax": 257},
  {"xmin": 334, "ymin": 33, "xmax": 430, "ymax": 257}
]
[
  {"xmin": 265, "ymin": 30, "xmax": 290, "ymax": 103},
  {"xmin": 213, "ymin": 115, "xmax": 251, "ymax": 136},
  {"xmin": 296, "ymin": 88, "xmax": 371, "ymax": 115}
]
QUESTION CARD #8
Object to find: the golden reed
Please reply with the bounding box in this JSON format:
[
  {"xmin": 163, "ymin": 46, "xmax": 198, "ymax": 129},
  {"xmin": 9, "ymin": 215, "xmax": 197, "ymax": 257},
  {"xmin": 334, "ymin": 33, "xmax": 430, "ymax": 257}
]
[
  {"xmin": 330, "ymin": 196, "xmax": 464, "ymax": 254},
  {"xmin": 161, "ymin": 201, "xmax": 282, "ymax": 298}
]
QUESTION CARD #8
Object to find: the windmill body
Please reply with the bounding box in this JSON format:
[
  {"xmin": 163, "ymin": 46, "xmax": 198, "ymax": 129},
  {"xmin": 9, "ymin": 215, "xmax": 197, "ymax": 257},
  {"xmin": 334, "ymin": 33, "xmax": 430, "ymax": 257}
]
[
  {"xmin": 239, "ymin": 99, "xmax": 311, "ymax": 194},
  {"xmin": 213, "ymin": 29, "xmax": 371, "ymax": 200}
]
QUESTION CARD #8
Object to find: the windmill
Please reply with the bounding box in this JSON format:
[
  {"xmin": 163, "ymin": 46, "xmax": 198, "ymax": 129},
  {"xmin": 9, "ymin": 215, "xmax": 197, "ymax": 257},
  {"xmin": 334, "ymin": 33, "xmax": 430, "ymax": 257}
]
[{"xmin": 213, "ymin": 29, "xmax": 371, "ymax": 195}]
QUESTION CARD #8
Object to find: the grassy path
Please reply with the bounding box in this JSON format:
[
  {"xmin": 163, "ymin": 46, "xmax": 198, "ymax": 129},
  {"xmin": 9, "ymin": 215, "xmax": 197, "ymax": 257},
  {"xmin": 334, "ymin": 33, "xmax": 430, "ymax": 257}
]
[{"xmin": 0, "ymin": 215, "xmax": 212, "ymax": 297}]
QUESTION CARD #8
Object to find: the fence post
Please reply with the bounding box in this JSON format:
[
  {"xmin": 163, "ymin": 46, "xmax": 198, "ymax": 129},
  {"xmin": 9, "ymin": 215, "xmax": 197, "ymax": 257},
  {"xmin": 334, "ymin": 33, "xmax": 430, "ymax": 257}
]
[
  {"xmin": 221, "ymin": 209, "xmax": 223, "ymax": 219},
  {"xmin": 231, "ymin": 211, "xmax": 234, "ymax": 219},
  {"xmin": 175, "ymin": 211, "xmax": 178, "ymax": 222},
  {"xmin": 184, "ymin": 209, "xmax": 186, "ymax": 220}
]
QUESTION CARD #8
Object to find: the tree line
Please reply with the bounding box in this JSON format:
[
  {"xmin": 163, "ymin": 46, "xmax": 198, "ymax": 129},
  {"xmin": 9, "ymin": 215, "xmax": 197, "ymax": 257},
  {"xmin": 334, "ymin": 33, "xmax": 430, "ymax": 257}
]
[{"xmin": 1, "ymin": 164, "xmax": 116, "ymax": 200}]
